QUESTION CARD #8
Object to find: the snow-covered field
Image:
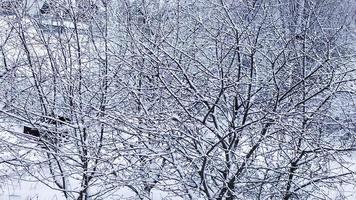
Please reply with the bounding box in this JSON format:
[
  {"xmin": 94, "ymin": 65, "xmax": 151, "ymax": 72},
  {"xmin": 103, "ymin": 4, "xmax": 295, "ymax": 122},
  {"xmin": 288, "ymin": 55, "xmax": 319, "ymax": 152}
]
[
  {"xmin": 1, "ymin": 152, "xmax": 356, "ymax": 200},
  {"xmin": 0, "ymin": 180, "xmax": 63, "ymax": 200},
  {"xmin": 0, "ymin": 180, "xmax": 179, "ymax": 200}
]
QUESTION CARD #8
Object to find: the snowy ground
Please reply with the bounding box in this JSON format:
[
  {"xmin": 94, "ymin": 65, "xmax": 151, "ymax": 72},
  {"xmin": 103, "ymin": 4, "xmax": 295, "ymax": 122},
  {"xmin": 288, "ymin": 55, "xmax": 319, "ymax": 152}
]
[
  {"xmin": 1, "ymin": 161, "xmax": 356, "ymax": 200},
  {"xmin": 0, "ymin": 180, "xmax": 63, "ymax": 200},
  {"xmin": 332, "ymin": 154, "xmax": 356, "ymax": 199},
  {"xmin": 0, "ymin": 124, "xmax": 355, "ymax": 199},
  {"xmin": 0, "ymin": 181, "xmax": 178, "ymax": 200}
]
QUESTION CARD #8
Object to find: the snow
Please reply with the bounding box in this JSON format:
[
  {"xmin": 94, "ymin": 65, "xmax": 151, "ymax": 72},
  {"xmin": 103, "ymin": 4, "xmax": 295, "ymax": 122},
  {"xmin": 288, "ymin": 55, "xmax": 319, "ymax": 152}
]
[
  {"xmin": 0, "ymin": 0, "xmax": 355, "ymax": 199},
  {"xmin": 0, "ymin": 180, "xmax": 64, "ymax": 200}
]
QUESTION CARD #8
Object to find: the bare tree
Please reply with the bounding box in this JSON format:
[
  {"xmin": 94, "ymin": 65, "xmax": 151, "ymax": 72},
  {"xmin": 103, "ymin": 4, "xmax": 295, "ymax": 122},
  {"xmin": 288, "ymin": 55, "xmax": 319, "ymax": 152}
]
[{"xmin": 0, "ymin": 0, "xmax": 355, "ymax": 199}]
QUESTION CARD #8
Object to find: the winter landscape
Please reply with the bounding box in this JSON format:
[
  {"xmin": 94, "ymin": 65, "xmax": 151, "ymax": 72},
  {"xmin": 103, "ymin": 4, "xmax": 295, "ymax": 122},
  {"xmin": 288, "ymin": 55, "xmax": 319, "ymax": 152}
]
[{"xmin": 0, "ymin": 0, "xmax": 355, "ymax": 199}]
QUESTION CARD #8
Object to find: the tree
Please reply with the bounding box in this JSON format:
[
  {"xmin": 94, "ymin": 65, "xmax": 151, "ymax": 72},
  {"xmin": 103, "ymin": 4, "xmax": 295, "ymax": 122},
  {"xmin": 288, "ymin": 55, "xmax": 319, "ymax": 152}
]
[{"xmin": 0, "ymin": 0, "xmax": 355, "ymax": 199}]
